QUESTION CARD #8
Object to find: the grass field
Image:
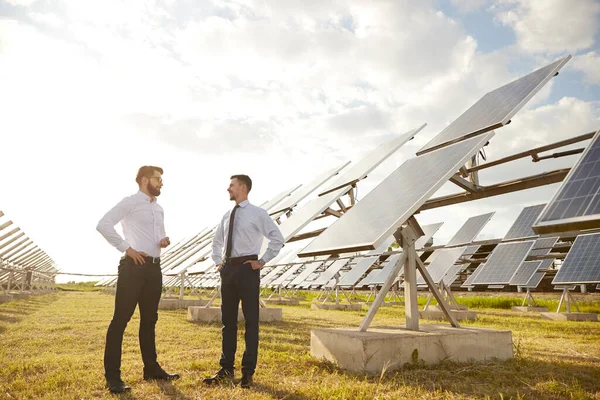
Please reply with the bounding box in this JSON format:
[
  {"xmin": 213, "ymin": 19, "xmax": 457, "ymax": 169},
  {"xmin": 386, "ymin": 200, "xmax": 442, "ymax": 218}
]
[{"xmin": 1, "ymin": 291, "xmax": 599, "ymax": 399}]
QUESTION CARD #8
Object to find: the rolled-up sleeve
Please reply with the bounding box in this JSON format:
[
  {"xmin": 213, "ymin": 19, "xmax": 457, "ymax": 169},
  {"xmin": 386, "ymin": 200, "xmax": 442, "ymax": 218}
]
[
  {"xmin": 258, "ymin": 209, "xmax": 284, "ymax": 263},
  {"xmin": 96, "ymin": 197, "xmax": 133, "ymax": 253}
]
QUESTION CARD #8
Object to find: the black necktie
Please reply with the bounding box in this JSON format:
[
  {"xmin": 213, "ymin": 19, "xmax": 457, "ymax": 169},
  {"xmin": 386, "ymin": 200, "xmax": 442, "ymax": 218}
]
[{"xmin": 225, "ymin": 205, "xmax": 240, "ymax": 260}]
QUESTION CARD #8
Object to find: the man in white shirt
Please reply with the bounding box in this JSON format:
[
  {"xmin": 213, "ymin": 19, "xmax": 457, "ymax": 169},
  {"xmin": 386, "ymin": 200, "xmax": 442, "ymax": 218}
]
[
  {"xmin": 97, "ymin": 165, "xmax": 179, "ymax": 393},
  {"xmin": 204, "ymin": 174, "xmax": 284, "ymax": 389}
]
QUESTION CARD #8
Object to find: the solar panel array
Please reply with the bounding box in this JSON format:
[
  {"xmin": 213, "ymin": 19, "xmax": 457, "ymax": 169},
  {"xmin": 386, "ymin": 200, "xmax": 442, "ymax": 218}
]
[
  {"xmin": 318, "ymin": 125, "xmax": 425, "ymax": 196},
  {"xmin": 442, "ymin": 245, "xmax": 481, "ymax": 286},
  {"xmin": 299, "ymin": 132, "xmax": 495, "ymax": 257},
  {"xmin": 553, "ymin": 233, "xmax": 600, "ymax": 284},
  {"xmin": 270, "ymin": 162, "xmax": 350, "ymax": 215},
  {"xmin": 522, "ymin": 259, "xmax": 553, "ymax": 288},
  {"xmin": 471, "ymin": 241, "xmax": 535, "ymax": 285},
  {"xmin": 534, "ymin": 129, "xmax": 600, "ymax": 233},
  {"xmin": 416, "ymin": 247, "xmax": 466, "ymax": 285},
  {"xmin": 504, "ymin": 204, "xmax": 546, "ymax": 240},
  {"xmin": 415, "ymin": 222, "xmax": 444, "ymax": 249},
  {"xmin": 417, "ymin": 55, "xmax": 570, "ymax": 155},
  {"xmin": 446, "ymin": 212, "xmax": 495, "ymax": 246}
]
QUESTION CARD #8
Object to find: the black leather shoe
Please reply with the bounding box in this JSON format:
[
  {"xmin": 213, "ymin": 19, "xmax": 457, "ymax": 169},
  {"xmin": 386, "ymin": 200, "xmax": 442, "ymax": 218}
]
[
  {"xmin": 240, "ymin": 373, "xmax": 253, "ymax": 389},
  {"xmin": 143, "ymin": 367, "xmax": 180, "ymax": 381},
  {"xmin": 202, "ymin": 368, "xmax": 233, "ymax": 384},
  {"xmin": 106, "ymin": 379, "xmax": 131, "ymax": 393}
]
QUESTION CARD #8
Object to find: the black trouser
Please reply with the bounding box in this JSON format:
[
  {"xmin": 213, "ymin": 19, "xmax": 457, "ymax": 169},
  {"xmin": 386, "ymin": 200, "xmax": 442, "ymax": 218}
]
[
  {"xmin": 219, "ymin": 255, "xmax": 260, "ymax": 375},
  {"xmin": 104, "ymin": 256, "xmax": 163, "ymax": 380}
]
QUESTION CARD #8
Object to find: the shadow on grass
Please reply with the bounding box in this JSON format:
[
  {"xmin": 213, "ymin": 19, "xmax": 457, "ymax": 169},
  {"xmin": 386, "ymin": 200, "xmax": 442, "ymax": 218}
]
[
  {"xmin": 305, "ymin": 354, "xmax": 600, "ymax": 399},
  {"xmin": 154, "ymin": 379, "xmax": 193, "ymax": 400},
  {"xmin": 0, "ymin": 294, "xmax": 59, "ymax": 328}
]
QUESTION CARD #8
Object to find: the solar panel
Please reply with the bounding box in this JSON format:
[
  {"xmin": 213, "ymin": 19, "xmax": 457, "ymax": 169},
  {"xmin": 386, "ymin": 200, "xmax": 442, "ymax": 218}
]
[
  {"xmin": 278, "ymin": 186, "xmax": 351, "ymax": 242},
  {"xmin": 417, "ymin": 55, "xmax": 571, "ymax": 155},
  {"xmin": 529, "ymin": 236, "xmax": 559, "ymax": 257},
  {"xmin": 521, "ymin": 259, "xmax": 553, "ymax": 288},
  {"xmin": 553, "ymin": 233, "xmax": 600, "ymax": 284},
  {"xmin": 415, "ymin": 222, "xmax": 444, "ymax": 249},
  {"xmin": 416, "ymin": 247, "xmax": 466, "ymax": 285},
  {"xmin": 270, "ymin": 264, "xmax": 303, "ymax": 286},
  {"xmin": 260, "ymin": 185, "xmax": 302, "ymax": 212},
  {"xmin": 471, "ymin": 241, "xmax": 535, "ymax": 285},
  {"xmin": 298, "ymin": 132, "xmax": 495, "ymax": 257},
  {"xmin": 534, "ymin": 129, "xmax": 600, "ymax": 234},
  {"xmin": 311, "ymin": 258, "xmax": 349, "ymax": 286},
  {"xmin": 440, "ymin": 245, "xmax": 480, "ymax": 286},
  {"xmin": 369, "ymin": 253, "xmax": 404, "ymax": 285},
  {"xmin": 319, "ymin": 124, "xmax": 425, "ymax": 196},
  {"xmin": 288, "ymin": 261, "xmax": 322, "ymax": 287},
  {"xmin": 462, "ymin": 265, "xmax": 483, "ymax": 287},
  {"xmin": 338, "ymin": 256, "xmax": 379, "ymax": 286},
  {"xmin": 504, "ymin": 204, "xmax": 546, "ymax": 240},
  {"xmin": 446, "ymin": 212, "xmax": 495, "ymax": 246},
  {"xmin": 356, "ymin": 269, "xmax": 381, "ymax": 287},
  {"xmin": 270, "ymin": 162, "xmax": 351, "ymax": 215},
  {"xmin": 509, "ymin": 261, "xmax": 542, "ymax": 286}
]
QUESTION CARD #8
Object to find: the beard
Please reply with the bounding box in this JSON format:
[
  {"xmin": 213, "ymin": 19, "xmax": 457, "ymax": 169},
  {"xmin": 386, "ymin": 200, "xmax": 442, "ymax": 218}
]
[{"xmin": 148, "ymin": 183, "xmax": 161, "ymax": 197}]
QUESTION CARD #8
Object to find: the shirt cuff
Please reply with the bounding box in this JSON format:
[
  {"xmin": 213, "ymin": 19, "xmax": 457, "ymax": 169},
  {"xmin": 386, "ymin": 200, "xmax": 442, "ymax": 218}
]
[
  {"xmin": 116, "ymin": 241, "xmax": 131, "ymax": 253},
  {"xmin": 212, "ymin": 256, "xmax": 223, "ymax": 265}
]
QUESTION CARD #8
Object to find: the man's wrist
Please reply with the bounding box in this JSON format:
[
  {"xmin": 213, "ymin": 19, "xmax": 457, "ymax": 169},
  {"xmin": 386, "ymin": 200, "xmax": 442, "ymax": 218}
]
[{"xmin": 258, "ymin": 259, "xmax": 266, "ymax": 267}]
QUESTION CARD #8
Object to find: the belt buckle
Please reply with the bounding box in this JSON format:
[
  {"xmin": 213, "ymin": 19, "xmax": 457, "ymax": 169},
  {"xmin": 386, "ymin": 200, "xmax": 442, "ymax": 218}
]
[{"xmin": 151, "ymin": 257, "xmax": 159, "ymax": 264}]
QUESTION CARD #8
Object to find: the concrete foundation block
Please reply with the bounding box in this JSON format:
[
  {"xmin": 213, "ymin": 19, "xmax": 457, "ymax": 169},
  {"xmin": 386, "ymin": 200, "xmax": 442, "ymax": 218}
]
[
  {"xmin": 311, "ymin": 324, "xmax": 513, "ymax": 374},
  {"xmin": 364, "ymin": 302, "xmax": 404, "ymax": 307},
  {"xmin": 159, "ymin": 298, "xmax": 208, "ymax": 310},
  {"xmin": 188, "ymin": 306, "xmax": 283, "ymax": 323},
  {"xmin": 419, "ymin": 309, "xmax": 477, "ymax": 321},
  {"xmin": 512, "ymin": 306, "xmax": 549, "ymax": 313},
  {"xmin": 311, "ymin": 303, "xmax": 363, "ymax": 311},
  {"xmin": 0, "ymin": 294, "xmax": 13, "ymax": 303},
  {"xmin": 11, "ymin": 293, "xmax": 30, "ymax": 300},
  {"xmin": 263, "ymin": 299, "xmax": 300, "ymax": 306},
  {"xmin": 540, "ymin": 312, "xmax": 598, "ymax": 322}
]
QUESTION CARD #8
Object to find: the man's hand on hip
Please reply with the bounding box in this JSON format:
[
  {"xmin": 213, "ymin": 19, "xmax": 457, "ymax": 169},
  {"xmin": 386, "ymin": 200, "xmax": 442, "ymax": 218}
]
[
  {"xmin": 244, "ymin": 260, "xmax": 262, "ymax": 270},
  {"xmin": 126, "ymin": 248, "xmax": 146, "ymax": 265}
]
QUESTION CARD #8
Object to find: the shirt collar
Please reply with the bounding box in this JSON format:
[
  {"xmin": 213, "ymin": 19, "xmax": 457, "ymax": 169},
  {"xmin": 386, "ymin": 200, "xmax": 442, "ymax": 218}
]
[
  {"xmin": 137, "ymin": 191, "xmax": 156, "ymax": 203},
  {"xmin": 238, "ymin": 200, "xmax": 250, "ymax": 208}
]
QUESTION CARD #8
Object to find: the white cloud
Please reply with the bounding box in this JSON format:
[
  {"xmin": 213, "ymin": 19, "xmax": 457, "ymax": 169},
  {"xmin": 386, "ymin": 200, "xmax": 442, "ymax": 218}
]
[
  {"xmin": 451, "ymin": 0, "xmax": 489, "ymax": 13},
  {"xmin": 494, "ymin": 0, "xmax": 600, "ymax": 54},
  {"xmin": 571, "ymin": 51, "xmax": 600, "ymax": 85}
]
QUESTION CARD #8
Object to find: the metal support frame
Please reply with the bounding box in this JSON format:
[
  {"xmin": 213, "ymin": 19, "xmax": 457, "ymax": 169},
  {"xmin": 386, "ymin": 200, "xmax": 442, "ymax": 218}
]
[
  {"xmin": 359, "ymin": 217, "xmax": 460, "ymax": 332},
  {"xmin": 521, "ymin": 288, "xmax": 538, "ymax": 307},
  {"xmin": 556, "ymin": 288, "xmax": 581, "ymax": 313}
]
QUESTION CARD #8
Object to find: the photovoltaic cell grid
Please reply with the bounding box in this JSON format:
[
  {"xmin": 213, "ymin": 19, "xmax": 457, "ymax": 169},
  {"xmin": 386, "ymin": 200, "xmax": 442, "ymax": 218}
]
[
  {"xmin": 529, "ymin": 237, "xmax": 559, "ymax": 257},
  {"xmin": 299, "ymin": 132, "xmax": 495, "ymax": 257},
  {"xmin": 471, "ymin": 241, "xmax": 535, "ymax": 285},
  {"xmin": 509, "ymin": 237, "xmax": 558, "ymax": 287},
  {"xmin": 553, "ymin": 233, "xmax": 600, "ymax": 284},
  {"xmin": 504, "ymin": 204, "xmax": 546, "ymax": 240},
  {"xmin": 417, "ymin": 55, "xmax": 570, "ymax": 155},
  {"xmin": 534, "ymin": 129, "xmax": 600, "ymax": 234},
  {"xmin": 441, "ymin": 245, "xmax": 481, "ymax": 286},
  {"xmin": 521, "ymin": 259, "xmax": 553, "ymax": 289},
  {"xmin": 446, "ymin": 212, "xmax": 495, "ymax": 246}
]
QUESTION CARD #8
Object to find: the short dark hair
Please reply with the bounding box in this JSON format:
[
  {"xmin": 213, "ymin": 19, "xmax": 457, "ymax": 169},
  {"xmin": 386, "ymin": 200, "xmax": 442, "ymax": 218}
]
[
  {"xmin": 136, "ymin": 166, "xmax": 163, "ymax": 184},
  {"xmin": 231, "ymin": 174, "xmax": 252, "ymax": 192}
]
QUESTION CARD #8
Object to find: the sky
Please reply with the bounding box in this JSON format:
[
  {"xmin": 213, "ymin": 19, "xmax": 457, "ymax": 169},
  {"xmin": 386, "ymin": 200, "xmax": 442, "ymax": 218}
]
[{"xmin": 0, "ymin": 0, "xmax": 599, "ymax": 283}]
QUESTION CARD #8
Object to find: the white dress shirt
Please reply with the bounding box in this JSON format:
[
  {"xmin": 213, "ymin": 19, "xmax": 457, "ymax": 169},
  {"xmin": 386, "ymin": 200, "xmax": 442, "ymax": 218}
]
[
  {"xmin": 97, "ymin": 191, "xmax": 166, "ymax": 258},
  {"xmin": 212, "ymin": 200, "xmax": 284, "ymax": 265}
]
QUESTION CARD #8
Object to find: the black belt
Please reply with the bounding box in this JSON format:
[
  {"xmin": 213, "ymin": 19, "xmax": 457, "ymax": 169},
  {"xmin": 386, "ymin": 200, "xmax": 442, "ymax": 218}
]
[
  {"xmin": 124, "ymin": 255, "xmax": 161, "ymax": 264},
  {"xmin": 224, "ymin": 255, "xmax": 257, "ymax": 265}
]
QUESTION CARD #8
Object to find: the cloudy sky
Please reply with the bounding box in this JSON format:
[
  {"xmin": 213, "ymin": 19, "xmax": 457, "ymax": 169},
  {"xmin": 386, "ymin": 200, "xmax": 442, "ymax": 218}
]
[{"xmin": 0, "ymin": 0, "xmax": 599, "ymax": 282}]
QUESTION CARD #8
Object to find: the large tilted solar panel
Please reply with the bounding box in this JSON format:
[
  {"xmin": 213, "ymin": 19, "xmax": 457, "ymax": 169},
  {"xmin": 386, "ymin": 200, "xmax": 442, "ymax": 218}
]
[
  {"xmin": 510, "ymin": 261, "xmax": 543, "ymax": 286},
  {"xmin": 416, "ymin": 247, "xmax": 466, "ymax": 285},
  {"xmin": 504, "ymin": 204, "xmax": 546, "ymax": 240},
  {"xmin": 270, "ymin": 162, "xmax": 351, "ymax": 215},
  {"xmin": 298, "ymin": 132, "xmax": 495, "ymax": 257},
  {"xmin": 553, "ymin": 233, "xmax": 600, "ymax": 284},
  {"xmin": 446, "ymin": 212, "xmax": 495, "ymax": 246},
  {"xmin": 260, "ymin": 185, "xmax": 302, "ymax": 212},
  {"xmin": 508, "ymin": 237, "xmax": 558, "ymax": 287},
  {"xmin": 415, "ymin": 222, "xmax": 444, "ymax": 249},
  {"xmin": 417, "ymin": 55, "xmax": 571, "ymax": 155},
  {"xmin": 319, "ymin": 124, "xmax": 425, "ymax": 196},
  {"xmin": 534, "ymin": 129, "xmax": 600, "ymax": 234},
  {"xmin": 471, "ymin": 241, "xmax": 535, "ymax": 285}
]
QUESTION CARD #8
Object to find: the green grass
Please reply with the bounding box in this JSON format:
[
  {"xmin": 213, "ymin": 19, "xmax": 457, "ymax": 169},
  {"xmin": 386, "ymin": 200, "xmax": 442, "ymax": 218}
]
[
  {"xmin": 1, "ymin": 292, "xmax": 599, "ymax": 399},
  {"xmin": 56, "ymin": 281, "xmax": 103, "ymax": 292}
]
